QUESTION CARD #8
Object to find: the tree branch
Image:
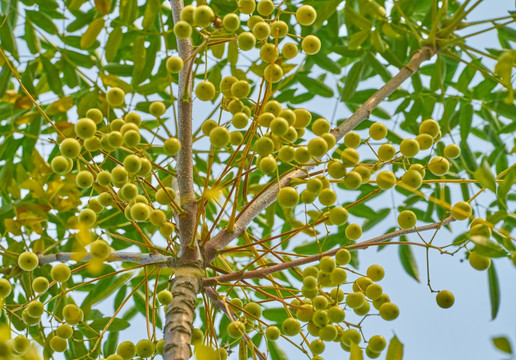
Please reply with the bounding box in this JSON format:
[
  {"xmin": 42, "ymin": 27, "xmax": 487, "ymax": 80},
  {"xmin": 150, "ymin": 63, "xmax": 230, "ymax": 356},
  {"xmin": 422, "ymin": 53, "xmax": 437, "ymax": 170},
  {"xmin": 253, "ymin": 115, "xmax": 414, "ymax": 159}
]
[
  {"xmin": 169, "ymin": 0, "xmax": 199, "ymax": 264},
  {"xmin": 204, "ymin": 47, "xmax": 435, "ymax": 264},
  {"xmin": 203, "ymin": 215, "xmax": 452, "ymax": 286},
  {"xmin": 37, "ymin": 252, "xmax": 169, "ymax": 266}
]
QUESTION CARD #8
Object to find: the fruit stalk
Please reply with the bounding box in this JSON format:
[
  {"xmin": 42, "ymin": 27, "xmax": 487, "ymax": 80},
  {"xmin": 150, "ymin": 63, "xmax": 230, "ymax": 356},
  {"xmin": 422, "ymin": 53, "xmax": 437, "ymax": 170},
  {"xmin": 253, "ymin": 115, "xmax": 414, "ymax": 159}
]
[{"xmin": 204, "ymin": 46, "xmax": 435, "ymax": 263}]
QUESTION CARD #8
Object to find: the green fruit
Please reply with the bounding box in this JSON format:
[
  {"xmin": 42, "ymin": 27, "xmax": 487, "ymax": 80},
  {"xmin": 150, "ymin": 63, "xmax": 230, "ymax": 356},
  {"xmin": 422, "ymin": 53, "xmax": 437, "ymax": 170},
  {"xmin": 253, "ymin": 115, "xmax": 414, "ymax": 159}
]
[
  {"xmin": 27, "ymin": 300, "xmax": 44, "ymax": 317},
  {"xmin": 257, "ymin": 0, "xmax": 274, "ymax": 16},
  {"xmin": 193, "ymin": 5, "xmax": 214, "ymax": 27},
  {"xmin": 237, "ymin": 32, "xmax": 256, "ymax": 51},
  {"xmin": 174, "ymin": 20, "xmax": 192, "ymax": 39},
  {"xmin": 302, "ymin": 35, "xmax": 321, "ymax": 54},
  {"xmin": 330, "ymin": 288, "xmax": 344, "ymax": 302},
  {"xmin": 18, "ymin": 252, "xmax": 39, "ymax": 271},
  {"xmin": 327, "ymin": 306, "xmax": 345, "ymax": 323},
  {"xmin": 210, "ymin": 126, "xmax": 230, "ymax": 147},
  {"xmin": 156, "ymin": 339, "xmax": 164, "ymax": 355},
  {"xmin": 130, "ymin": 203, "xmax": 151, "ymax": 222},
  {"xmin": 180, "ymin": 5, "xmax": 195, "ymax": 23},
  {"xmin": 345, "ymin": 223, "xmax": 362, "ymax": 240},
  {"xmin": 379, "ymin": 302, "xmax": 399, "ymax": 320},
  {"xmin": 428, "ymin": 156, "xmax": 449, "ymax": 176},
  {"xmin": 63, "ymin": 304, "xmax": 84, "ymax": 325},
  {"xmin": 111, "ymin": 118, "xmax": 125, "ymax": 131},
  {"xmin": 310, "ymin": 339, "xmax": 325, "ymax": 355},
  {"xmin": 155, "ymin": 187, "xmax": 174, "ymax": 205},
  {"xmin": 76, "ymin": 170, "xmax": 94, "ymax": 188},
  {"xmin": 107, "ymin": 355, "xmax": 124, "ymax": 360},
  {"xmin": 32, "ymin": 277, "xmax": 49, "ymax": 293},
  {"xmin": 75, "ymin": 118, "xmax": 97, "ymax": 139},
  {"xmin": 97, "ymin": 171, "xmax": 112, "ymax": 186},
  {"xmin": 263, "ymin": 100, "xmax": 282, "ymax": 115},
  {"xmin": 451, "ymin": 201, "xmax": 472, "ymax": 220},
  {"xmin": 415, "ymin": 133, "xmax": 434, "ymax": 150},
  {"xmin": 260, "ymin": 43, "xmax": 279, "ymax": 63},
  {"xmin": 232, "ymin": 112, "xmax": 248, "ymax": 129},
  {"xmin": 223, "ymin": 13, "xmax": 240, "ymax": 31},
  {"xmin": 227, "ymin": 98, "xmax": 244, "ymax": 113},
  {"xmin": 365, "ymin": 284, "xmax": 383, "ymax": 300},
  {"xmin": 51, "ymin": 264, "xmax": 71, "ymax": 283},
  {"xmin": 227, "ymin": 321, "xmax": 245, "ymax": 338},
  {"xmin": 369, "ymin": 123, "xmax": 387, "ymax": 140},
  {"xmin": 22, "ymin": 308, "xmax": 40, "ymax": 326},
  {"xmin": 302, "ymin": 286, "xmax": 318, "ymax": 298},
  {"xmin": 270, "ymin": 20, "xmax": 288, "ymax": 38},
  {"xmin": 330, "ymin": 268, "xmax": 347, "ymax": 285},
  {"xmin": 253, "ymin": 22, "xmax": 271, "ymax": 40},
  {"xmin": 51, "ymin": 155, "xmax": 73, "ymax": 174},
  {"xmin": 341, "ymin": 329, "xmax": 361, "ymax": 347},
  {"xmin": 444, "ymin": 144, "xmax": 461, "ymax": 159},
  {"xmin": 344, "ymin": 132, "xmax": 361, "ymax": 148},
  {"xmin": 201, "ymin": 119, "xmax": 218, "ymax": 136},
  {"xmin": 368, "ymin": 335, "xmax": 386, "ymax": 352},
  {"xmin": 136, "ymin": 339, "xmax": 155, "ymax": 358},
  {"xmin": 377, "ymin": 143, "xmax": 396, "ymax": 161},
  {"xmin": 117, "ymin": 341, "xmax": 136, "ymax": 360},
  {"xmin": 341, "ymin": 148, "xmax": 359, "ymax": 167},
  {"xmin": 282, "ymin": 318, "xmax": 301, "ymax": 336},
  {"xmin": 398, "ymin": 210, "xmax": 417, "ymax": 229},
  {"xmin": 107, "ymin": 131, "xmax": 123, "ymax": 148},
  {"xmin": 336, "ymin": 249, "xmax": 351, "ymax": 265},
  {"xmin": 157, "ymin": 290, "xmax": 173, "ymax": 305},
  {"xmin": 60, "ymin": 138, "xmax": 81, "ymax": 159},
  {"xmin": 372, "ymin": 293, "xmax": 390, "ymax": 310},
  {"xmin": 469, "ymin": 251, "xmax": 491, "ymax": 271},
  {"xmin": 401, "ymin": 169, "xmax": 423, "ymax": 189},
  {"xmin": 217, "ymin": 348, "xmax": 228, "ymax": 360},
  {"xmin": 294, "ymin": 146, "xmax": 311, "ymax": 164},
  {"xmin": 166, "ymin": 56, "xmax": 183, "ymax": 73},
  {"xmin": 164, "ymin": 137, "xmax": 182, "ymax": 156},
  {"xmin": 313, "ymin": 295, "xmax": 329, "ymax": 310},
  {"xmin": 376, "ymin": 170, "xmax": 396, "ymax": 190},
  {"xmin": 79, "ymin": 208, "xmax": 96, "ymax": 226},
  {"xmin": 264, "ymin": 63, "xmax": 283, "ymax": 83},
  {"xmin": 191, "ymin": 328, "xmax": 204, "ymax": 346},
  {"xmin": 231, "ymin": 80, "xmax": 251, "ymax": 99},
  {"xmin": 322, "ymin": 133, "xmax": 336, "ymax": 149},
  {"xmin": 308, "ymin": 137, "xmax": 328, "ymax": 157},
  {"xmin": 303, "ymin": 266, "xmax": 319, "ymax": 278},
  {"xmin": 195, "ymin": 81, "xmax": 216, "ymax": 101},
  {"xmin": 266, "ymin": 326, "xmax": 280, "ymax": 340},
  {"xmin": 312, "ymin": 118, "xmax": 330, "ymax": 135},
  {"xmin": 150, "ymin": 101, "xmax": 166, "ymax": 117},
  {"xmin": 344, "ymin": 171, "xmax": 362, "ymax": 190},
  {"xmin": 329, "ymin": 206, "xmax": 349, "ymax": 225},
  {"xmin": 160, "ymin": 222, "xmax": 174, "ymax": 237},
  {"xmin": 106, "ymin": 87, "xmax": 125, "ymax": 107},
  {"xmin": 257, "ymin": 112, "xmax": 274, "ymax": 127},
  {"xmin": 353, "ymin": 277, "xmax": 373, "ymax": 293},
  {"xmin": 238, "ymin": 0, "xmax": 256, "ymax": 14},
  {"xmin": 319, "ymin": 256, "xmax": 336, "ymax": 273},
  {"xmin": 399, "ymin": 138, "xmax": 420, "ymax": 158},
  {"xmin": 367, "ymin": 264, "xmax": 385, "ymax": 281},
  {"xmin": 303, "ymin": 275, "xmax": 317, "ymax": 289},
  {"xmin": 56, "ymin": 324, "xmax": 74, "ymax": 339},
  {"xmin": 296, "ymin": 4, "xmax": 317, "ymax": 25},
  {"xmin": 436, "ymin": 290, "xmax": 454, "ymax": 309},
  {"xmin": 97, "ymin": 192, "xmax": 114, "ymax": 207},
  {"xmin": 419, "ymin": 119, "xmax": 440, "ymax": 137},
  {"xmin": 319, "ymin": 188, "xmax": 336, "ymax": 206},
  {"xmin": 258, "ymin": 155, "xmax": 277, "ymax": 174},
  {"xmin": 278, "ymin": 187, "xmax": 299, "ymax": 208},
  {"xmin": 13, "ymin": 335, "xmax": 30, "ymax": 354},
  {"xmin": 149, "ymin": 209, "xmax": 167, "ymax": 225},
  {"xmin": 244, "ymin": 302, "xmax": 262, "ymax": 319},
  {"xmin": 91, "ymin": 239, "xmax": 111, "ymax": 260},
  {"xmin": 86, "ymin": 108, "xmax": 103, "ymax": 124},
  {"xmin": 84, "ymin": 136, "xmax": 101, "ymax": 151},
  {"xmin": 50, "ymin": 336, "xmax": 67, "ymax": 352},
  {"xmin": 346, "ymin": 292, "xmax": 365, "ymax": 309},
  {"xmin": 282, "ymin": 42, "xmax": 299, "ymax": 59}
]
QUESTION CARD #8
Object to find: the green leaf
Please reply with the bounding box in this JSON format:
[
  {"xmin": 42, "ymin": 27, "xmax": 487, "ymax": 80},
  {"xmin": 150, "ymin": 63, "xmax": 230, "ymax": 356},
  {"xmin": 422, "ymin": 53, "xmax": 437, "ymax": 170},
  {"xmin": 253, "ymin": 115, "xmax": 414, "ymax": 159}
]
[
  {"xmin": 365, "ymin": 51, "xmax": 392, "ymax": 82},
  {"xmin": 492, "ymin": 336, "xmax": 512, "ymax": 354},
  {"xmin": 498, "ymin": 167, "xmax": 516, "ymax": 200},
  {"xmin": 471, "ymin": 236, "xmax": 507, "ymax": 258},
  {"xmin": 26, "ymin": 10, "xmax": 58, "ymax": 35},
  {"xmin": 267, "ymin": 340, "xmax": 288, "ymax": 360},
  {"xmin": 386, "ymin": 335, "xmax": 404, "ymax": 360},
  {"xmin": 0, "ymin": 17, "xmax": 18, "ymax": 59},
  {"xmin": 81, "ymin": 274, "xmax": 132, "ymax": 312},
  {"xmin": 473, "ymin": 157, "xmax": 497, "ymax": 193},
  {"xmin": 350, "ymin": 342, "xmax": 364, "ymax": 360},
  {"xmin": 341, "ymin": 62, "xmax": 364, "ymax": 101},
  {"xmin": 88, "ymin": 317, "xmax": 130, "ymax": 332},
  {"xmin": 488, "ymin": 262, "xmax": 500, "ymax": 320},
  {"xmin": 459, "ymin": 102, "xmax": 473, "ymax": 142},
  {"xmin": 399, "ymin": 237, "xmax": 420, "ymax": 282},
  {"xmin": 362, "ymin": 208, "xmax": 390, "ymax": 232},
  {"xmin": 0, "ymin": 66, "xmax": 10, "ymax": 98},
  {"xmin": 262, "ymin": 308, "xmax": 288, "ymax": 323},
  {"xmin": 40, "ymin": 56, "xmax": 63, "ymax": 95},
  {"xmin": 298, "ymin": 75, "xmax": 333, "ymax": 97}
]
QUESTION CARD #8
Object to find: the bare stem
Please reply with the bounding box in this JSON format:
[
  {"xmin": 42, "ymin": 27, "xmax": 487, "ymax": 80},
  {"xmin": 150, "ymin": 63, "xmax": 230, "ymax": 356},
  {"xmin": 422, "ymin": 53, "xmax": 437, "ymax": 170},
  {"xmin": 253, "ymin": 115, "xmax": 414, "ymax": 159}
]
[
  {"xmin": 37, "ymin": 252, "xmax": 169, "ymax": 266},
  {"xmin": 204, "ymin": 46, "xmax": 435, "ymax": 264}
]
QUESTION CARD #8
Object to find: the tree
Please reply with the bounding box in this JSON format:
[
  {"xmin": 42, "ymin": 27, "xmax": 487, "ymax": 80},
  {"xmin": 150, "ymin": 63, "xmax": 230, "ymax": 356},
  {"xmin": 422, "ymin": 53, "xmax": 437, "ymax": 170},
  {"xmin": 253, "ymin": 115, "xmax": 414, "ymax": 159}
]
[{"xmin": 0, "ymin": 0, "xmax": 514, "ymax": 359}]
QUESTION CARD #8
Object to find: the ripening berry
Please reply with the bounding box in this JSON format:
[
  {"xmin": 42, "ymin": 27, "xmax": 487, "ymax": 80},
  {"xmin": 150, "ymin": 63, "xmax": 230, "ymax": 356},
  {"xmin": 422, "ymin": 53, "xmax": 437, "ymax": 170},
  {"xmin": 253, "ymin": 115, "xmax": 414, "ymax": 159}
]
[
  {"xmin": 135, "ymin": 339, "xmax": 155, "ymax": 358},
  {"xmin": 60, "ymin": 138, "xmax": 81, "ymax": 159},
  {"xmin": 86, "ymin": 108, "xmax": 103, "ymax": 125},
  {"xmin": 264, "ymin": 63, "xmax": 283, "ymax": 83},
  {"xmin": 367, "ymin": 264, "xmax": 385, "ymax": 281},
  {"xmin": 353, "ymin": 276, "xmax": 373, "ymax": 293},
  {"xmin": 416, "ymin": 133, "xmax": 434, "ymax": 150},
  {"xmin": 310, "ymin": 339, "xmax": 325, "ymax": 355},
  {"xmin": 469, "ymin": 251, "xmax": 491, "ymax": 271},
  {"xmin": 157, "ymin": 290, "xmax": 173, "ymax": 305},
  {"xmin": 341, "ymin": 148, "xmax": 359, "ymax": 166},
  {"xmin": 91, "ymin": 239, "xmax": 110, "ymax": 260},
  {"xmin": 97, "ymin": 170, "xmax": 112, "ymax": 186},
  {"xmin": 180, "ymin": 5, "xmax": 195, "ymax": 23},
  {"xmin": 195, "ymin": 81, "xmax": 216, "ymax": 101},
  {"xmin": 107, "ymin": 131, "xmax": 123, "ymax": 148},
  {"xmin": 78, "ymin": 208, "xmax": 96, "ymax": 226},
  {"xmin": 258, "ymin": 155, "xmax": 277, "ymax": 174},
  {"xmin": 327, "ymin": 305, "xmax": 345, "ymax": 323},
  {"xmin": 451, "ymin": 201, "xmax": 472, "ymax": 220},
  {"xmin": 263, "ymin": 100, "xmax": 282, "ymax": 115},
  {"xmin": 368, "ymin": 335, "xmax": 387, "ymax": 352},
  {"xmin": 379, "ymin": 302, "xmax": 399, "ymax": 320},
  {"xmin": 231, "ymin": 80, "xmax": 251, "ymax": 99},
  {"xmin": 302, "ymin": 35, "xmax": 321, "ymax": 54},
  {"xmin": 27, "ymin": 301, "xmax": 44, "ymax": 318},
  {"xmin": 301, "ymin": 190, "xmax": 316, "ymax": 204},
  {"xmin": 164, "ymin": 137, "xmax": 182, "ymax": 156},
  {"xmin": 32, "ymin": 276, "xmax": 49, "ymax": 293},
  {"xmin": 244, "ymin": 302, "xmax": 262, "ymax": 319},
  {"xmin": 296, "ymin": 5, "xmax": 317, "ymax": 26},
  {"xmin": 149, "ymin": 209, "xmax": 167, "ymax": 226},
  {"xmin": 399, "ymin": 138, "xmax": 420, "ymax": 158},
  {"xmin": 377, "ymin": 143, "xmax": 396, "ymax": 161},
  {"xmin": 319, "ymin": 188, "xmax": 336, "ymax": 206},
  {"xmin": 84, "ymin": 136, "xmax": 101, "ymax": 151},
  {"xmin": 201, "ymin": 119, "xmax": 218, "ymax": 136},
  {"xmin": 257, "ymin": 0, "xmax": 274, "ymax": 16},
  {"xmin": 344, "ymin": 171, "xmax": 362, "ymax": 190},
  {"xmin": 12, "ymin": 335, "xmax": 30, "ymax": 354},
  {"xmin": 444, "ymin": 143, "xmax": 461, "ymax": 159},
  {"xmin": 436, "ymin": 290, "xmax": 454, "ymax": 309},
  {"xmin": 230, "ymin": 131, "xmax": 243, "ymax": 145},
  {"xmin": 210, "ymin": 126, "xmax": 230, "ymax": 147},
  {"xmin": 330, "ymin": 268, "xmax": 347, "ymax": 284},
  {"xmin": 50, "ymin": 336, "xmax": 67, "ymax": 352},
  {"xmin": 260, "ymin": 43, "xmax": 279, "ymax": 63},
  {"xmin": 345, "ymin": 223, "xmax": 362, "ymax": 240},
  {"xmin": 51, "ymin": 263, "xmax": 71, "ymax": 283},
  {"xmin": 282, "ymin": 42, "xmax": 299, "ymax": 59},
  {"xmin": 369, "ymin": 123, "xmax": 387, "ymax": 140},
  {"xmin": 160, "ymin": 222, "xmax": 174, "ymax": 237},
  {"xmin": 266, "ymin": 326, "xmax": 280, "ymax": 340},
  {"xmin": 193, "ymin": 5, "xmax": 214, "ymax": 27},
  {"xmin": 277, "ymin": 187, "xmax": 299, "ymax": 208},
  {"xmin": 63, "ymin": 304, "xmax": 84, "ymax": 325},
  {"xmin": 401, "ymin": 169, "xmax": 423, "ymax": 189},
  {"xmin": 308, "ymin": 137, "xmax": 328, "ymax": 157},
  {"xmin": 398, "ymin": 210, "xmax": 417, "ymax": 229},
  {"xmin": 150, "ymin": 101, "xmax": 166, "ymax": 117},
  {"xmin": 227, "ymin": 321, "xmax": 245, "ymax": 338},
  {"xmin": 428, "ymin": 156, "xmax": 450, "ymax": 176},
  {"xmin": 419, "ymin": 119, "xmax": 440, "ymax": 137},
  {"xmin": 76, "ymin": 170, "xmax": 94, "ymax": 188},
  {"xmin": 322, "ymin": 133, "xmax": 336, "ymax": 149},
  {"xmin": 319, "ymin": 256, "xmax": 336, "ymax": 273},
  {"xmin": 18, "ymin": 252, "xmax": 39, "ymax": 271},
  {"xmin": 336, "ymin": 248, "xmax": 351, "ymax": 265},
  {"xmin": 354, "ymin": 165, "xmax": 371, "ymax": 182},
  {"xmin": 75, "ymin": 118, "xmax": 97, "ymax": 139},
  {"xmin": 223, "ymin": 13, "xmax": 240, "ymax": 31},
  {"xmin": 166, "ymin": 56, "xmax": 183, "ymax": 73},
  {"xmin": 344, "ymin": 131, "xmax": 361, "ymax": 148},
  {"xmin": 282, "ymin": 318, "xmax": 301, "ymax": 336},
  {"xmin": 51, "ymin": 155, "xmax": 72, "ymax": 174},
  {"xmin": 328, "ymin": 160, "xmax": 347, "ymax": 179},
  {"xmin": 190, "ymin": 328, "xmax": 204, "ymax": 346},
  {"xmin": 106, "ymin": 87, "xmax": 125, "ymax": 107},
  {"xmin": 270, "ymin": 20, "xmax": 288, "ymax": 38},
  {"xmin": 271, "ymin": 117, "xmax": 289, "ymax": 136},
  {"xmin": 346, "ymin": 291, "xmax": 365, "ymax": 309},
  {"xmin": 238, "ymin": 32, "xmax": 256, "ymax": 51},
  {"xmin": 131, "ymin": 203, "xmax": 151, "ymax": 222},
  {"xmin": 329, "ymin": 206, "xmax": 349, "ymax": 225},
  {"xmin": 238, "ymin": 0, "xmax": 256, "ymax": 14},
  {"xmin": 174, "ymin": 20, "xmax": 192, "ymax": 39},
  {"xmin": 252, "ymin": 21, "xmax": 270, "ymax": 40},
  {"xmin": 117, "ymin": 341, "xmax": 137, "ymax": 360},
  {"xmin": 373, "ymin": 293, "xmax": 390, "ymax": 310},
  {"xmin": 376, "ymin": 170, "xmax": 396, "ymax": 190},
  {"xmin": 365, "ymin": 284, "xmax": 383, "ymax": 300}
]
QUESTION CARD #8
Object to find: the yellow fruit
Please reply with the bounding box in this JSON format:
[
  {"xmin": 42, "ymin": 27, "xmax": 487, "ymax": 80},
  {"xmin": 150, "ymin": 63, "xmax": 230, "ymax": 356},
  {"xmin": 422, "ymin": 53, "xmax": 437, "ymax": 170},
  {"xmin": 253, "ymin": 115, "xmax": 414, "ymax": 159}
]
[
  {"xmin": 56, "ymin": 324, "xmax": 74, "ymax": 339},
  {"xmin": 278, "ymin": 187, "xmax": 299, "ymax": 208},
  {"xmin": 282, "ymin": 42, "xmax": 299, "ymax": 59},
  {"xmin": 50, "ymin": 336, "xmax": 68, "ymax": 352},
  {"xmin": 401, "ymin": 169, "xmax": 423, "ymax": 189},
  {"xmin": 398, "ymin": 210, "xmax": 417, "ymax": 229},
  {"xmin": 166, "ymin": 56, "xmax": 183, "ymax": 73},
  {"xmin": 344, "ymin": 131, "xmax": 361, "ymax": 148},
  {"xmin": 344, "ymin": 171, "xmax": 362, "ymax": 189},
  {"xmin": 90, "ymin": 239, "xmax": 111, "ymax": 259},
  {"xmin": 193, "ymin": 5, "xmax": 214, "ymax": 27},
  {"xmin": 63, "ymin": 304, "xmax": 84, "ymax": 325},
  {"xmin": 75, "ymin": 118, "xmax": 97, "ymax": 139},
  {"xmin": 136, "ymin": 339, "xmax": 155, "ymax": 358},
  {"xmin": 379, "ymin": 302, "xmax": 399, "ymax": 320},
  {"xmin": 237, "ymin": 32, "xmax": 256, "ymax": 51},
  {"xmin": 415, "ymin": 133, "xmax": 434, "ymax": 150},
  {"xmin": 302, "ymin": 35, "xmax": 321, "ymax": 55},
  {"xmin": 97, "ymin": 171, "xmax": 112, "ymax": 186},
  {"xmin": 130, "ymin": 203, "xmax": 151, "ymax": 222},
  {"xmin": 18, "ymin": 252, "xmax": 39, "ymax": 271},
  {"xmin": 308, "ymin": 137, "xmax": 328, "ymax": 157},
  {"xmin": 155, "ymin": 187, "xmax": 175, "ymax": 205},
  {"xmin": 444, "ymin": 144, "xmax": 461, "ymax": 159},
  {"xmin": 51, "ymin": 264, "xmax": 71, "ymax": 283},
  {"xmin": 227, "ymin": 320, "xmax": 246, "ymax": 338},
  {"xmin": 469, "ymin": 251, "xmax": 491, "ymax": 271},
  {"xmin": 266, "ymin": 326, "xmax": 280, "ymax": 340},
  {"xmin": 258, "ymin": 155, "xmax": 277, "ymax": 174},
  {"xmin": 13, "ymin": 335, "xmax": 30, "ymax": 354},
  {"xmin": 369, "ymin": 123, "xmax": 387, "ymax": 140},
  {"xmin": 253, "ymin": 21, "xmax": 270, "ymax": 40},
  {"xmin": 319, "ymin": 188, "xmax": 336, "ymax": 206},
  {"xmin": 451, "ymin": 201, "xmax": 472, "ymax": 220},
  {"xmin": 336, "ymin": 248, "xmax": 351, "ymax": 265},
  {"xmin": 376, "ymin": 170, "xmax": 396, "ymax": 189},
  {"xmin": 117, "ymin": 341, "xmax": 136, "ymax": 360},
  {"xmin": 78, "ymin": 208, "xmax": 96, "ymax": 226},
  {"xmin": 195, "ymin": 81, "xmax": 216, "ymax": 101},
  {"xmin": 436, "ymin": 290, "xmax": 454, "ymax": 309},
  {"xmin": 32, "ymin": 277, "xmax": 48, "ymax": 293},
  {"xmin": 263, "ymin": 63, "xmax": 283, "ymax": 83},
  {"xmin": 27, "ymin": 301, "xmax": 44, "ymax": 317},
  {"xmin": 76, "ymin": 170, "xmax": 94, "ymax": 188},
  {"xmin": 164, "ymin": 137, "xmax": 182, "ymax": 156},
  {"xmin": 174, "ymin": 20, "xmax": 192, "ymax": 39},
  {"xmin": 341, "ymin": 148, "xmax": 360, "ymax": 167},
  {"xmin": 327, "ymin": 160, "xmax": 347, "ymax": 179},
  {"xmin": 238, "ymin": 0, "xmax": 256, "ymax": 14},
  {"xmin": 223, "ymin": 13, "xmax": 240, "ymax": 31},
  {"xmin": 60, "ymin": 138, "xmax": 81, "ymax": 159},
  {"xmin": 231, "ymin": 80, "xmax": 251, "ymax": 98},
  {"xmin": 296, "ymin": 5, "xmax": 317, "ymax": 26},
  {"xmin": 150, "ymin": 101, "xmax": 166, "ymax": 117},
  {"xmin": 377, "ymin": 143, "xmax": 395, "ymax": 161},
  {"xmin": 260, "ymin": 43, "xmax": 279, "ymax": 63},
  {"xmin": 399, "ymin": 138, "xmax": 420, "ymax": 158},
  {"xmin": 51, "ymin": 155, "xmax": 73, "ymax": 174},
  {"xmin": 346, "ymin": 291, "xmax": 365, "ymax": 309},
  {"xmin": 180, "ymin": 4, "xmax": 195, "ymax": 23},
  {"xmin": 210, "ymin": 126, "xmax": 230, "ymax": 147},
  {"xmin": 419, "ymin": 119, "xmax": 440, "ymax": 137},
  {"xmin": 345, "ymin": 223, "xmax": 362, "ymax": 240},
  {"xmin": 270, "ymin": 20, "xmax": 288, "ymax": 38},
  {"xmin": 281, "ymin": 318, "xmax": 301, "ymax": 336},
  {"xmin": 257, "ymin": 0, "xmax": 274, "ymax": 16},
  {"xmin": 84, "ymin": 136, "xmax": 101, "ymax": 151},
  {"xmin": 149, "ymin": 209, "xmax": 167, "ymax": 225},
  {"xmin": 106, "ymin": 87, "xmax": 125, "ymax": 107},
  {"xmin": 428, "ymin": 156, "xmax": 450, "ymax": 176},
  {"xmin": 367, "ymin": 264, "xmax": 385, "ymax": 281}
]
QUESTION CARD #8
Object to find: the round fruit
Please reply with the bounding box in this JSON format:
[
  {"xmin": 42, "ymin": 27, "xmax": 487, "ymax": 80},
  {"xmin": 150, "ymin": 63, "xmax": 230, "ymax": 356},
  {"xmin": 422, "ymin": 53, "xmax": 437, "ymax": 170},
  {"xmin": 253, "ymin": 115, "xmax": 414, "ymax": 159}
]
[
  {"xmin": 415, "ymin": 133, "xmax": 434, "ymax": 150},
  {"xmin": 86, "ymin": 108, "xmax": 103, "ymax": 124},
  {"xmin": 436, "ymin": 290, "xmax": 454, "ymax": 309},
  {"xmin": 312, "ymin": 118, "xmax": 330, "ymax": 135},
  {"xmin": 270, "ymin": 20, "xmax": 288, "ymax": 38},
  {"xmin": 157, "ymin": 290, "xmax": 173, "ymax": 305},
  {"xmin": 32, "ymin": 276, "xmax": 49, "ymax": 293},
  {"xmin": 302, "ymin": 35, "xmax": 321, "ymax": 54},
  {"xmin": 377, "ymin": 143, "xmax": 396, "ymax": 161},
  {"xmin": 345, "ymin": 292, "xmax": 365, "ymax": 309},
  {"xmin": 227, "ymin": 321, "xmax": 245, "ymax": 338},
  {"xmin": 210, "ymin": 126, "xmax": 230, "ymax": 147},
  {"xmin": 63, "ymin": 304, "xmax": 84, "ymax": 325},
  {"xmin": 319, "ymin": 256, "xmax": 336, "ymax": 273},
  {"xmin": 27, "ymin": 301, "xmax": 44, "ymax": 317},
  {"xmin": 296, "ymin": 5, "xmax": 317, "ymax": 26},
  {"xmin": 369, "ymin": 123, "xmax": 387, "ymax": 140},
  {"xmin": 60, "ymin": 138, "xmax": 81, "ymax": 159},
  {"xmin": 329, "ymin": 206, "xmax": 349, "ymax": 225},
  {"xmin": 310, "ymin": 339, "xmax": 325, "ymax": 355},
  {"xmin": 18, "ymin": 252, "xmax": 39, "ymax": 271},
  {"xmin": 76, "ymin": 170, "xmax": 94, "ymax": 188},
  {"xmin": 84, "ymin": 136, "xmax": 101, "ymax": 151},
  {"xmin": 308, "ymin": 137, "xmax": 328, "ymax": 157},
  {"xmin": 282, "ymin": 318, "xmax": 301, "ymax": 336},
  {"xmin": 193, "ymin": 5, "xmax": 214, "ymax": 27},
  {"xmin": 107, "ymin": 131, "xmax": 123, "ymax": 148},
  {"xmin": 368, "ymin": 335, "xmax": 386, "ymax": 352},
  {"xmin": 13, "ymin": 335, "xmax": 30, "ymax": 354},
  {"xmin": 136, "ymin": 339, "xmax": 155, "ymax": 358},
  {"xmin": 91, "ymin": 239, "xmax": 110, "ymax": 259},
  {"xmin": 353, "ymin": 277, "xmax": 373, "ymax": 292},
  {"xmin": 469, "ymin": 251, "xmax": 491, "ymax": 271},
  {"xmin": 345, "ymin": 223, "xmax": 362, "ymax": 240},
  {"xmin": 341, "ymin": 148, "xmax": 359, "ymax": 166},
  {"xmin": 149, "ymin": 209, "xmax": 167, "ymax": 226},
  {"xmin": 50, "ymin": 336, "xmax": 67, "ymax": 352},
  {"xmin": 330, "ymin": 268, "xmax": 347, "ymax": 284},
  {"xmin": 223, "ymin": 13, "xmax": 240, "ymax": 31},
  {"xmin": 344, "ymin": 171, "xmax": 361, "ymax": 190},
  {"xmin": 237, "ymin": 32, "xmax": 256, "ymax": 51},
  {"xmin": 244, "ymin": 302, "xmax": 262, "ymax": 319},
  {"xmin": 174, "ymin": 20, "xmax": 192, "ymax": 39},
  {"xmin": 155, "ymin": 187, "xmax": 174, "ymax": 205},
  {"xmin": 263, "ymin": 63, "xmax": 283, "ymax": 83},
  {"xmin": 373, "ymin": 293, "xmax": 390, "ymax": 310},
  {"xmin": 401, "ymin": 169, "xmax": 423, "ymax": 189},
  {"xmin": 379, "ymin": 302, "xmax": 399, "ymax": 320},
  {"xmin": 130, "ymin": 203, "xmax": 150, "ymax": 222},
  {"xmin": 282, "ymin": 42, "xmax": 299, "ymax": 59},
  {"xmin": 344, "ymin": 132, "xmax": 361, "ymax": 148},
  {"xmin": 367, "ymin": 264, "xmax": 385, "ymax": 281},
  {"xmin": 195, "ymin": 81, "xmax": 216, "ymax": 101},
  {"xmin": 398, "ymin": 210, "xmax": 417, "ymax": 229},
  {"xmin": 257, "ymin": 0, "xmax": 274, "ymax": 16},
  {"xmin": 78, "ymin": 208, "xmax": 96, "ymax": 226},
  {"xmin": 166, "ymin": 56, "xmax": 184, "ymax": 73},
  {"xmin": 160, "ymin": 222, "xmax": 174, "ymax": 237},
  {"xmin": 150, "ymin": 101, "xmax": 166, "ymax": 117},
  {"xmin": 336, "ymin": 249, "xmax": 351, "ymax": 265},
  {"xmin": 266, "ymin": 326, "xmax": 280, "ymax": 340},
  {"xmin": 258, "ymin": 155, "xmax": 277, "ymax": 174},
  {"xmin": 253, "ymin": 22, "xmax": 271, "ymax": 40},
  {"xmin": 191, "ymin": 328, "xmax": 203, "ymax": 346},
  {"xmin": 330, "ymin": 288, "xmax": 344, "ymax": 302},
  {"xmin": 365, "ymin": 284, "xmax": 383, "ymax": 300},
  {"xmin": 106, "ymin": 87, "xmax": 125, "ymax": 107},
  {"xmin": 451, "ymin": 201, "xmax": 472, "ymax": 220},
  {"xmin": 327, "ymin": 306, "xmax": 345, "ymax": 323},
  {"xmin": 117, "ymin": 341, "xmax": 136, "ymax": 360},
  {"xmin": 51, "ymin": 155, "xmax": 72, "ymax": 174},
  {"xmin": 428, "ymin": 156, "xmax": 450, "ymax": 176},
  {"xmin": 201, "ymin": 119, "xmax": 218, "ymax": 136},
  {"xmin": 97, "ymin": 171, "xmax": 112, "ymax": 186},
  {"xmin": 278, "ymin": 187, "xmax": 299, "ymax": 208},
  {"xmin": 164, "ymin": 137, "xmax": 182, "ymax": 156},
  {"xmin": 51, "ymin": 264, "xmax": 71, "ymax": 283},
  {"xmin": 56, "ymin": 324, "xmax": 73, "ymax": 339},
  {"xmin": 319, "ymin": 188, "xmax": 336, "ymax": 206},
  {"xmin": 444, "ymin": 144, "xmax": 461, "ymax": 159},
  {"xmin": 294, "ymin": 146, "xmax": 311, "ymax": 164},
  {"xmin": 399, "ymin": 138, "xmax": 420, "ymax": 158},
  {"xmin": 260, "ymin": 43, "xmax": 279, "ymax": 63},
  {"xmin": 419, "ymin": 119, "xmax": 440, "ymax": 137},
  {"xmin": 75, "ymin": 118, "xmax": 97, "ymax": 139},
  {"xmin": 376, "ymin": 170, "xmax": 396, "ymax": 190}
]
